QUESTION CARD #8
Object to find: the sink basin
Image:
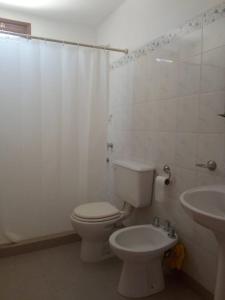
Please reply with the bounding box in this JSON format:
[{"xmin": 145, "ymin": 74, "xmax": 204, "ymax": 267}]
[
  {"xmin": 180, "ymin": 185, "xmax": 225, "ymax": 300},
  {"xmin": 180, "ymin": 185, "xmax": 225, "ymax": 234}
]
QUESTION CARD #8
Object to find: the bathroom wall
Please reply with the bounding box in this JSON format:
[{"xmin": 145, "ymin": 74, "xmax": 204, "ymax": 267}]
[
  {"xmin": 107, "ymin": 2, "xmax": 225, "ymax": 293},
  {"xmin": 97, "ymin": 0, "xmax": 222, "ymax": 62},
  {"xmin": 0, "ymin": 8, "xmax": 96, "ymax": 43}
]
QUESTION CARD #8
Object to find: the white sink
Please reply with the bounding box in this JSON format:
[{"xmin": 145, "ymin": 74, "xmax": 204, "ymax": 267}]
[{"xmin": 180, "ymin": 185, "xmax": 225, "ymax": 300}]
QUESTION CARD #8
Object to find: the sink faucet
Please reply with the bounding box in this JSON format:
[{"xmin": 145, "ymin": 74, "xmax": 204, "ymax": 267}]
[
  {"xmin": 152, "ymin": 216, "xmax": 160, "ymax": 227},
  {"xmin": 163, "ymin": 220, "xmax": 171, "ymax": 232},
  {"xmin": 168, "ymin": 226, "xmax": 177, "ymax": 239}
]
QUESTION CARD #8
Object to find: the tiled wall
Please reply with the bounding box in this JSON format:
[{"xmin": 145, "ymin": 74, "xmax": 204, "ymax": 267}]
[{"xmin": 108, "ymin": 4, "xmax": 225, "ymax": 292}]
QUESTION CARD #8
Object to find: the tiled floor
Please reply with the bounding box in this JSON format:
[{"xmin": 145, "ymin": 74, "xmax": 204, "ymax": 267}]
[{"xmin": 0, "ymin": 242, "xmax": 204, "ymax": 300}]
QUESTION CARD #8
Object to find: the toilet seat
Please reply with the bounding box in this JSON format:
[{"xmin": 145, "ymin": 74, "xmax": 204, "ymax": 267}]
[
  {"xmin": 71, "ymin": 202, "xmax": 121, "ymax": 223},
  {"xmin": 72, "ymin": 214, "xmax": 122, "ymax": 223}
]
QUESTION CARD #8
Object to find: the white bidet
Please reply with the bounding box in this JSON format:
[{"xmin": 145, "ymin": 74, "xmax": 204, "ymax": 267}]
[{"xmin": 109, "ymin": 224, "xmax": 177, "ymax": 298}]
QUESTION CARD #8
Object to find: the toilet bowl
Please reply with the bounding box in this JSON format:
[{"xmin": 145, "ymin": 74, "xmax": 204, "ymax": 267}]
[
  {"xmin": 71, "ymin": 160, "xmax": 155, "ymax": 263},
  {"xmin": 71, "ymin": 202, "xmax": 128, "ymax": 262},
  {"xmin": 109, "ymin": 225, "xmax": 178, "ymax": 298}
]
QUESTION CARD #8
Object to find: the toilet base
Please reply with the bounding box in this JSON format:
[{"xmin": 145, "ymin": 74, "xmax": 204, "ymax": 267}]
[
  {"xmin": 118, "ymin": 257, "xmax": 165, "ymax": 298},
  {"xmin": 80, "ymin": 239, "xmax": 113, "ymax": 262}
]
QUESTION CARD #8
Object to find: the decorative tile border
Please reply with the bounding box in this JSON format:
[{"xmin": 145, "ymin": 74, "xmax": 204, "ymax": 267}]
[
  {"xmin": 111, "ymin": 1, "xmax": 225, "ymax": 69},
  {"xmin": 203, "ymin": 1, "xmax": 225, "ymax": 25}
]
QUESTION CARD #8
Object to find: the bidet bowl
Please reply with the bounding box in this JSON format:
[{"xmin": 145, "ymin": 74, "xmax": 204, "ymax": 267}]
[
  {"xmin": 109, "ymin": 225, "xmax": 177, "ymax": 298},
  {"xmin": 110, "ymin": 224, "xmax": 177, "ymax": 262}
]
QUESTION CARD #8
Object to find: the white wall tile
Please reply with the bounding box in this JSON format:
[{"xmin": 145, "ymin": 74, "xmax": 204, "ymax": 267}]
[
  {"xmin": 201, "ymin": 47, "xmax": 225, "ymax": 93},
  {"xmin": 155, "ymin": 132, "xmax": 176, "ymax": 164},
  {"xmin": 175, "ymin": 133, "xmax": 197, "ymax": 169},
  {"xmin": 145, "ymin": 132, "xmax": 157, "ymax": 164},
  {"xmin": 198, "ymin": 92, "xmax": 225, "ymax": 133},
  {"xmin": 121, "ymin": 105, "xmax": 133, "ymax": 130},
  {"xmin": 173, "ymin": 167, "xmax": 197, "ymax": 196},
  {"xmin": 178, "ymin": 55, "xmax": 201, "ymax": 97},
  {"xmin": 203, "ymin": 45, "xmax": 225, "ymax": 68},
  {"xmin": 129, "ymin": 131, "xmax": 150, "ymax": 162},
  {"xmin": 132, "ymin": 102, "xmax": 151, "ymax": 130},
  {"xmin": 149, "ymin": 101, "xmax": 160, "ymax": 131},
  {"xmin": 157, "ymin": 99, "xmax": 177, "ymax": 131},
  {"xmin": 196, "ymin": 171, "xmax": 225, "ymax": 186},
  {"xmin": 176, "ymin": 95, "xmax": 199, "ymax": 132}
]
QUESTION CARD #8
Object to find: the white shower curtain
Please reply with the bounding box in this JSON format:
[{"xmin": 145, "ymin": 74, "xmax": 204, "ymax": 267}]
[{"xmin": 0, "ymin": 35, "xmax": 109, "ymax": 244}]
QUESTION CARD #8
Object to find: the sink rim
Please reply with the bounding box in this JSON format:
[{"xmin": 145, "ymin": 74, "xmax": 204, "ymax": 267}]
[
  {"xmin": 180, "ymin": 185, "xmax": 225, "ymax": 300},
  {"xmin": 180, "ymin": 184, "xmax": 225, "ymax": 222}
]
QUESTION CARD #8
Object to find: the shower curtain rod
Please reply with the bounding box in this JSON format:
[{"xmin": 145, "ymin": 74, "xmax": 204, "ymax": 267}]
[{"xmin": 0, "ymin": 30, "xmax": 129, "ymax": 54}]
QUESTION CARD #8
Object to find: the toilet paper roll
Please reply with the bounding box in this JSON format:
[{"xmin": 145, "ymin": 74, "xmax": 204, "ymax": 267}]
[{"xmin": 154, "ymin": 176, "xmax": 169, "ymax": 203}]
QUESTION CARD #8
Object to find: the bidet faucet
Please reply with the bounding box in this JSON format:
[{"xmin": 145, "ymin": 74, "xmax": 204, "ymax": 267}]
[
  {"xmin": 152, "ymin": 216, "xmax": 160, "ymax": 227},
  {"xmin": 163, "ymin": 220, "xmax": 171, "ymax": 232},
  {"xmin": 168, "ymin": 226, "xmax": 176, "ymax": 239}
]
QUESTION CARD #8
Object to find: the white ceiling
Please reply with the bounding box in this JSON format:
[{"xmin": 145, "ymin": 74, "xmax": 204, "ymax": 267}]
[{"xmin": 0, "ymin": 0, "xmax": 125, "ymax": 25}]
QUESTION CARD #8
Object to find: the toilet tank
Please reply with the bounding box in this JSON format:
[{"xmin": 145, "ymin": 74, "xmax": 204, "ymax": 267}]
[{"xmin": 113, "ymin": 161, "xmax": 155, "ymax": 208}]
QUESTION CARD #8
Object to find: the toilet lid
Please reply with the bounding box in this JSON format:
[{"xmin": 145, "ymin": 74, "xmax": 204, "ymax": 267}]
[{"xmin": 73, "ymin": 202, "xmax": 120, "ymax": 220}]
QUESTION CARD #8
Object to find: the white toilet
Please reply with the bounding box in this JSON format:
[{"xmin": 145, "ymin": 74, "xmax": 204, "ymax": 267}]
[
  {"xmin": 109, "ymin": 224, "xmax": 178, "ymax": 298},
  {"xmin": 71, "ymin": 160, "xmax": 154, "ymax": 262}
]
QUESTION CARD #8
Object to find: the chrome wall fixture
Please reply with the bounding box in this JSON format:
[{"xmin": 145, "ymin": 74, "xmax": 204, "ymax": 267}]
[
  {"xmin": 196, "ymin": 160, "xmax": 217, "ymax": 171},
  {"xmin": 163, "ymin": 164, "xmax": 172, "ymax": 185},
  {"xmin": 107, "ymin": 143, "xmax": 114, "ymax": 150},
  {"xmin": 218, "ymin": 113, "xmax": 225, "ymax": 118}
]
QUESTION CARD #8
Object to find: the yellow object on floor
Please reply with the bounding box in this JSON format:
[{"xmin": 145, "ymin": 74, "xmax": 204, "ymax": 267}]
[{"xmin": 164, "ymin": 243, "xmax": 185, "ymax": 270}]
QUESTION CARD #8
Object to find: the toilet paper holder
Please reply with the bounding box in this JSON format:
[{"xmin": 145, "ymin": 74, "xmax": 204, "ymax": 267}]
[{"xmin": 163, "ymin": 164, "xmax": 171, "ymax": 185}]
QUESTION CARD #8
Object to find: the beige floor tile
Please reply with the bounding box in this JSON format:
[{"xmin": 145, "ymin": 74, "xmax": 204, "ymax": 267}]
[{"xmin": 0, "ymin": 242, "xmax": 203, "ymax": 300}]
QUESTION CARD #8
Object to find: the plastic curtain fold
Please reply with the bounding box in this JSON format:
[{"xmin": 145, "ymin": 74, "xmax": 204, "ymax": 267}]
[{"xmin": 0, "ymin": 36, "xmax": 108, "ymax": 244}]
